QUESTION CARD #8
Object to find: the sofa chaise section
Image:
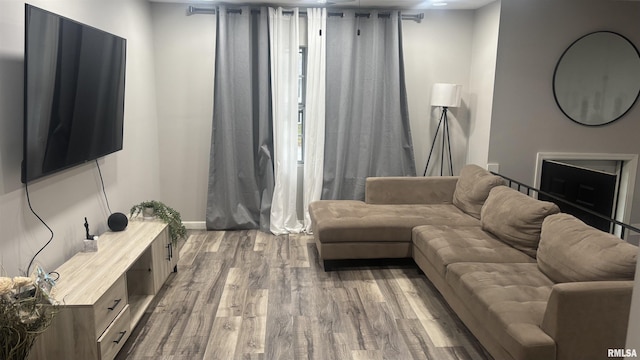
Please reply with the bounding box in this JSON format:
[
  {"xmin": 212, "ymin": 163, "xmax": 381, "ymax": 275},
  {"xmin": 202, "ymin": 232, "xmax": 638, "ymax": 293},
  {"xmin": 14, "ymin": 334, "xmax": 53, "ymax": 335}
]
[
  {"xmin": 310, "ymin": 200, "xmax": 479, "ymax": 262},
  {"xmin": 309, "ymin": 165, "xmax": 505, "ymax": 268}
]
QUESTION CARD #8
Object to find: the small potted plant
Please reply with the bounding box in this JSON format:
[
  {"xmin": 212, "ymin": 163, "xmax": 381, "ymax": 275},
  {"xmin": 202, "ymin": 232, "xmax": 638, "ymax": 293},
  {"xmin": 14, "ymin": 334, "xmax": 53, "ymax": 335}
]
[{"xmin": 130, "ymin": 200, "xmax": 187, "ymax": 245}]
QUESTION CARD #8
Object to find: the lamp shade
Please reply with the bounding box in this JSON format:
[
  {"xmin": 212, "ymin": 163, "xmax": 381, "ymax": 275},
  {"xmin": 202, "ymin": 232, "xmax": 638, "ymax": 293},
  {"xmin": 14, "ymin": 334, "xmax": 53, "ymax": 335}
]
[{"xmin": 431, "ymin": 83, "xmax": 462, "ymax": 107}]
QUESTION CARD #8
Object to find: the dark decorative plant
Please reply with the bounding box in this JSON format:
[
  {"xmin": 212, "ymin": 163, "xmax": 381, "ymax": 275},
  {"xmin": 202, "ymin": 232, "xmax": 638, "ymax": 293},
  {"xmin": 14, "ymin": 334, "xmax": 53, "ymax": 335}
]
[{"xmin": 129, "ymin": 200, "xmax": 187, "ymax": 245}]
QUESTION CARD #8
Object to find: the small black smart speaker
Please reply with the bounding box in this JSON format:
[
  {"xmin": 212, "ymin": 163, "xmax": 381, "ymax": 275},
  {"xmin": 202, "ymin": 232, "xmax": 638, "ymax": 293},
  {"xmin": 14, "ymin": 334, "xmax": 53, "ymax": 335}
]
[{"xmin": 108, "ymin": 212, "xmax": 128, "ymax": 232}]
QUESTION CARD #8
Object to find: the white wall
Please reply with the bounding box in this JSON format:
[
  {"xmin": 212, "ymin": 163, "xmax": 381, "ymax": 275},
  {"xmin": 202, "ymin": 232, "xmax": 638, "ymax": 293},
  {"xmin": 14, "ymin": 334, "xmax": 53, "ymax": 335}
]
[
  {"xmin": 0, "ymin": 0, "xmax": 162, "ymax": 276},
  {"xmin": 466, "ymin": 1, "xmax": 500, "ymax": 168},
  {"xmin": 403, "ymin": 10, "xmax": 475, "ymax": 176},
  {"xmin": 629, "ymin": 258, "xmax": 640, "ymax": 352},
  {"xmin": 150, "ymin": 3, "xmax": 215, "ymax": 222}
]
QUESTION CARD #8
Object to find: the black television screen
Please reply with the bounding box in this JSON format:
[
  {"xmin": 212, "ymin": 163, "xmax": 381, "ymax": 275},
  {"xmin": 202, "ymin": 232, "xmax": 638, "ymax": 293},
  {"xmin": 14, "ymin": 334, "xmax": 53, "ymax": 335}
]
[{"xmin": 22, "ymin": 4, "xmax": 126, "ymax": 183}]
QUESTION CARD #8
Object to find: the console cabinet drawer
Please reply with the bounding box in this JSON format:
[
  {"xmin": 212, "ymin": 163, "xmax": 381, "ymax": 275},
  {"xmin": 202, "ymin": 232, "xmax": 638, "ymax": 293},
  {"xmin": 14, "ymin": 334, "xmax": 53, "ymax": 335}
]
[
  {"xmin": 94, "ymin": 274, "xmax": 128, "ymax": 338},
  {"xmin": 28, "ymin": 221, "xmax": 170, "ymax": 360},
  {"xmin": 97, "ymin": 305, "xmax": 131, "ymax": 360}
]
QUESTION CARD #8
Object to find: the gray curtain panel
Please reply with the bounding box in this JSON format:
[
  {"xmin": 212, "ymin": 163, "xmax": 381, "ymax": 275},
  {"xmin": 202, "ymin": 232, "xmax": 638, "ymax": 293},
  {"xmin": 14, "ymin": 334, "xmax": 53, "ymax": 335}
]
[
  {"xmin": 322, "ymin": 10, "xmax": 416, "ymax": 201},
  {"xmin": 206, "ymin": 6, "xmax": 274, "ymax": 231}
]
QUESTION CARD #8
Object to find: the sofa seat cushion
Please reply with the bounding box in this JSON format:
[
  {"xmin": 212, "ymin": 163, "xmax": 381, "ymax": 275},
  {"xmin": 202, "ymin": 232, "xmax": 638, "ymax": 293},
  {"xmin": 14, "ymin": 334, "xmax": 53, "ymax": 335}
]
[
  {"xmin": 412, "ymin": 225, "xmax": 535, "ymax": 278},
  {"xmin": 309, "ymin": 200, "xmax": 479, "ymax": 243},
  {"xmin": 481, "ymin": 186, "xmax": 560, "ymax": 258},
  {"xmin": 537, "ymin": 213, "xmax": 638, "ymax": 283},
  {"xmin": 453, "ymin": 164, "xmax": 506, "ymax": 219},
  {"xmin": 445, "ymin": 262, "xmax": 556, "ymax": 360}
]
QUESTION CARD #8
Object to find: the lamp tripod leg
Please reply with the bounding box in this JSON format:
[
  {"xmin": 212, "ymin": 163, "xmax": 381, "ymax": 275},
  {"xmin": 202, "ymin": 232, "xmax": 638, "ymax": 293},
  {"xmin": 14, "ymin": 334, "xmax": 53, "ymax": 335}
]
[
  {"xmin": 440, "ymin": 111, "xmax": 446, "ymax": 176},
  {"xmin": 423, "ymin": 109, "xmax": 446, "ymax": 176},
  {"xmin": 444, "ymin": 110, "xmax": 453, "ymax": 175}
]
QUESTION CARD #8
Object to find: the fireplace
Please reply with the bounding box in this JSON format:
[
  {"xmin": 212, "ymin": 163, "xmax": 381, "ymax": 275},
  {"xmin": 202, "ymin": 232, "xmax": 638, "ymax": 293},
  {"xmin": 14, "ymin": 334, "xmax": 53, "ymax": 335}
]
[
  {"xmin": 535, "ymin": 152, "xmax": 638, "ymax": 236},
  {"xmin": 539, "ymin": 160, "xmax": 619, "ymax": 231}
]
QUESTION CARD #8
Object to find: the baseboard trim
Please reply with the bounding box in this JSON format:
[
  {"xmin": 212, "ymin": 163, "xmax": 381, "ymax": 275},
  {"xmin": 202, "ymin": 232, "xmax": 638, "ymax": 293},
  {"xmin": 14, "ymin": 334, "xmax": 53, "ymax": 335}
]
[{"xmin": 183, "ymin": 221, "xmax": 206, "ymax": 230}]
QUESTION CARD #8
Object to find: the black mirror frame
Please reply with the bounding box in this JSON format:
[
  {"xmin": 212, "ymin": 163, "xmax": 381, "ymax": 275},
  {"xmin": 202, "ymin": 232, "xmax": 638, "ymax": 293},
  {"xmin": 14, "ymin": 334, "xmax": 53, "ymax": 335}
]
[{"xmin": 552, "ymin": 31, "xmax": 640, "ymax": 127}]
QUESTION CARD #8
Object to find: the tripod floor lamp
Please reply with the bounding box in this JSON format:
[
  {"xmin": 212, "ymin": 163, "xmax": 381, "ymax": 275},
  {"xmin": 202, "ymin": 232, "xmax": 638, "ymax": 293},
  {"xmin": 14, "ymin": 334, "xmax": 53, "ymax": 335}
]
[{"xmin": 423, "ymin": 83, "xmax": 462, "ymax": 176}]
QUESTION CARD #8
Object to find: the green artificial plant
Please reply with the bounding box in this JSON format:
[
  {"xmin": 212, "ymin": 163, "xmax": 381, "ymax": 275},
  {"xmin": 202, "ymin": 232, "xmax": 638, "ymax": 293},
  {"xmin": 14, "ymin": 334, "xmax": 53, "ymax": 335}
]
[{"xmin": 130, "ymin": 200, "xmax": 187, "ymax": 245}]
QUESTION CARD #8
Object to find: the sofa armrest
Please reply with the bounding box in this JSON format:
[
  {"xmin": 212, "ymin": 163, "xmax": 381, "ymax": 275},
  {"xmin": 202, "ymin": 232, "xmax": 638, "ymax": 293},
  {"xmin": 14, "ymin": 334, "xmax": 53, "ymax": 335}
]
[
  {"xmin": 540, "ymin": 281, "xmax": 634, "ymax": 360},
  {"xmin": 365, "ymin": 176, "xmax": 458, "ymax": 204}
]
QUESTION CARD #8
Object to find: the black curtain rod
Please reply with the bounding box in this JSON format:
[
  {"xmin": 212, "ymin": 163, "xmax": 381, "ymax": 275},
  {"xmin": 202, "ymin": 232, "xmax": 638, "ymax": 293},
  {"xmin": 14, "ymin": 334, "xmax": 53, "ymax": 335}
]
[{"xmin": 186, "ymin": 6, "xmax": 424, "ymax": 22}]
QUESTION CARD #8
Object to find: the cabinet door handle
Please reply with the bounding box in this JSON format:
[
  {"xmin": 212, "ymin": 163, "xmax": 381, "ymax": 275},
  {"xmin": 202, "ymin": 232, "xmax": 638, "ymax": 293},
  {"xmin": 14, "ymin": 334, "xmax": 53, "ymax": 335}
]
[
  {"xmin": 166, "ymin": 243, "xmax": 171, "ymax": 260},
  {"xmin": 113, "ymin": 330, "xmax": 127, "ymax": 344},
  {"xmin": 107, "ymin": 298, "xmax": 122, "ymax": 311}
]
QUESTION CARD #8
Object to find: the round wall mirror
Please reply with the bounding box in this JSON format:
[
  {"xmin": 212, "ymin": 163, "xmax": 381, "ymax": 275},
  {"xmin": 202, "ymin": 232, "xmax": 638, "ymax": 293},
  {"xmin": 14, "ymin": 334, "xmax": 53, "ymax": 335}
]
[{"xmin": 553, "ymin": 31, "xmax": 640, "ymax": 126}]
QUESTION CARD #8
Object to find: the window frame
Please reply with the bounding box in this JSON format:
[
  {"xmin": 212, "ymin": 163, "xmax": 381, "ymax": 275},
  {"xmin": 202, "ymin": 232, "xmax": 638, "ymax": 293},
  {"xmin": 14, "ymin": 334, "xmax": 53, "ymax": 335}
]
[{"xmin": 298, "ymin": 47, "xmax": 307, "ymax": 164}]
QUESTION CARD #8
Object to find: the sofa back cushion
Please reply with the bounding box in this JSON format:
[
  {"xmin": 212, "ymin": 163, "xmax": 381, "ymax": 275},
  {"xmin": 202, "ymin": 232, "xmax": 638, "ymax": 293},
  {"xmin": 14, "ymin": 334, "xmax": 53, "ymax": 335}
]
[
  {"xmin": 452, "ymin": 164, "xmax": 506, "ymax": 219},
  {"xmin": 537, "ymin": 213, "xmax": 638, "ymax": 283},
  {"xmin": 481, "ymin": 186, "xmax": 560, "ymax": 258}
]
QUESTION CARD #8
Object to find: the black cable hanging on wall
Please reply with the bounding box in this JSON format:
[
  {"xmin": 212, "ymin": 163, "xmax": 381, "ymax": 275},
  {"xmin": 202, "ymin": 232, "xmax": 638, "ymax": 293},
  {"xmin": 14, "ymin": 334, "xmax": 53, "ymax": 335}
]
[
  {"xmin": 95, "ymin": 159, "xmax": 113, "ymax": 215},
  {"xmin": 25, "ymin": 183, "xmax": 54, "ymax": 276}
]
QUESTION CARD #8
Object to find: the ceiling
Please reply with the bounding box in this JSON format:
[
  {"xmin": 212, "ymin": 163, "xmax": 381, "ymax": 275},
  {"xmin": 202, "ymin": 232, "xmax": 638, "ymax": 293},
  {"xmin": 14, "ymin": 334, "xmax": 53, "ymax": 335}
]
[{"xmin": 149, "ymin": 0, "xmax": 497, "ymax": 10}]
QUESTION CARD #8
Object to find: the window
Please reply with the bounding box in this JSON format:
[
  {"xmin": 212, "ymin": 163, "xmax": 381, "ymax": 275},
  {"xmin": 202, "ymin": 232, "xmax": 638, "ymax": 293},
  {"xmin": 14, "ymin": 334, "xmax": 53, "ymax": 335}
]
[{"xmin": 298, "ymin": 47, "xmax": 306, "ymax": 163}]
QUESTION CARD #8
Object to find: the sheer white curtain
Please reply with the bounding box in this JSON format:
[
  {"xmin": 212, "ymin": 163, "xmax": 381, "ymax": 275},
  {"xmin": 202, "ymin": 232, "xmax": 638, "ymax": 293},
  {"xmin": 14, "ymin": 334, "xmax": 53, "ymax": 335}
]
[
  {"xmin": 269, "ymin": 8, "xmax": 302, "ymax": 235},
  {"xmin": 303, "ymin": 8, "xmax": 327, "ymax": 233}
]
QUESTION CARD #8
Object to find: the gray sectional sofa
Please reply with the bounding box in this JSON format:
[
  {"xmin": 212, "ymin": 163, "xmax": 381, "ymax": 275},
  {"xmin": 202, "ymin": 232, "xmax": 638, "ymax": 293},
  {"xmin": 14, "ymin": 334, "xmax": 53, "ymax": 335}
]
[{"xmin": 309, "ymin": 164, "xmax": 638, "ymax": 360}]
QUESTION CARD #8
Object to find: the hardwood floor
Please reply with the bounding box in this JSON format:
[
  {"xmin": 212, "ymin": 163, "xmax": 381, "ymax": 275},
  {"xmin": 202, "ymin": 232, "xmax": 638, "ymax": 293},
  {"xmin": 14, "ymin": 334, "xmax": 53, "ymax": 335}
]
[{"xmin": 117, "ymin": 230, "xmax": 492, "ymax": 360}]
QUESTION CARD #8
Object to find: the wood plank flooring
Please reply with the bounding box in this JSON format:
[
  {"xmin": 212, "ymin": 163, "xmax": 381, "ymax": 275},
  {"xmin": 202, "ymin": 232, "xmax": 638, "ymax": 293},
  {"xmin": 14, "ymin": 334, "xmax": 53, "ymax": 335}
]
[{"xmin": 117, "ymin": 230, "xmax": 492, "ymax": 360}]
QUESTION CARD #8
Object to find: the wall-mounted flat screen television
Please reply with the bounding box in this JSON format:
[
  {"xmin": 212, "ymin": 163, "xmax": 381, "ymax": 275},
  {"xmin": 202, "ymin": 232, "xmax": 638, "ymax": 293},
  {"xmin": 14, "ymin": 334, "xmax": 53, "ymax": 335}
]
[{"xmin": 22, "ymin": 4, "xmax": 126, "ymax": 183}]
